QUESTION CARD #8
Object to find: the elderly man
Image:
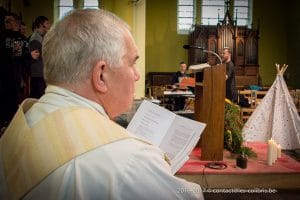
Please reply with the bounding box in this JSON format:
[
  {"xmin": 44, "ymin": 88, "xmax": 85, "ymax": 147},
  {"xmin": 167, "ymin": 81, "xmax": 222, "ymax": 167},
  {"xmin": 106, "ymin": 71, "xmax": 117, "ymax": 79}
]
[{"xmin": 0, "ymin": 9, "xmax": 203, "ymax": 199}]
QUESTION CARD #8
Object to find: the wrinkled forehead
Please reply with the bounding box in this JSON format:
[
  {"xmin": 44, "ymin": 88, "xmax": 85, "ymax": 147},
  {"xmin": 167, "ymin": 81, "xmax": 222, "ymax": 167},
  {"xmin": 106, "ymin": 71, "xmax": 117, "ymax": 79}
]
[{"xmin": 123, "ymin": 31, "xmax": 138, "ymax": 55}]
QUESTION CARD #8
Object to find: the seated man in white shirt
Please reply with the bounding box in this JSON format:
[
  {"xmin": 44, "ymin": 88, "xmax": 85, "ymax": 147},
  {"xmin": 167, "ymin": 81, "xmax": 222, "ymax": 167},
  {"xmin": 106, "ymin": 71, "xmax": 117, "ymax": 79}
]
[{"xmin": 0, "ymin": 9, "xmax": 204, "ymax": 200}]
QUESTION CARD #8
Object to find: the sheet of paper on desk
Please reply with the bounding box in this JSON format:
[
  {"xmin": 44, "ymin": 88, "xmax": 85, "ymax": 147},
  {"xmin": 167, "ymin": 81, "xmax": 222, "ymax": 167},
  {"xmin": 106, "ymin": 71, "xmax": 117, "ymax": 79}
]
[
  {"xmin": 126, "ymin": 100, "xmax": 206, "ymax": 174},
  {"xmin": 179, "ymin": 77, "xmax": 195, "ymax": 89}
]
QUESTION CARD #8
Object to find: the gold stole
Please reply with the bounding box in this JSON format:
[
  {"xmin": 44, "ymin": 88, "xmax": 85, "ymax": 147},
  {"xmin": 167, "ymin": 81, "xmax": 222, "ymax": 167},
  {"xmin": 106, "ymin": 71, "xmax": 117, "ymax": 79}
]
[{"xmin": 0, "ymin": 99, "xmax": 132, "ymax": 199}]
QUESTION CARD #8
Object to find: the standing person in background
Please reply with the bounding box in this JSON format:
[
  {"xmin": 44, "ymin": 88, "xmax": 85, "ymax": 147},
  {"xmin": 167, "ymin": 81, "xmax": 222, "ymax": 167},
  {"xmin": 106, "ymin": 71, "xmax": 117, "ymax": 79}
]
[
  {"xmin": 19, "ymin": 21, "xmax": 31, "ymax": 100},
  {"xmin": 222, "ymin": 47, "xmax": 237, "ymax": 103},
  {"xmin": 29, "ymin": 16, "xmax": 50, "ymax": 44},
  {"xmin": 0, "ymin": 13, "xmax": 28, "ymax": 129},
  {"xmin": 28, "ymin": 16, "xmax": 51, "ymax": 98},
  {"xmin": 0, "ymin": 9, "xmax": 203, "ymax": 199}
]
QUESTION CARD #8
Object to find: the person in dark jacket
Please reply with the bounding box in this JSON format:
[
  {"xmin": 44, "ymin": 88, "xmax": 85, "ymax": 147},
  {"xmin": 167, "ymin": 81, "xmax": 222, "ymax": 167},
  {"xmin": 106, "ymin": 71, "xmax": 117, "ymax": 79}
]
[
  {"xmin": 221, "ymin": 47, "xmax": 237, "ymax": 103},
  {"xmin": 28, "ymin": 16, "xmax": 51, "ymax": 98},
  {"xmin": 0, "ymin": 13, "xmax": 28, "ymax": 127}
]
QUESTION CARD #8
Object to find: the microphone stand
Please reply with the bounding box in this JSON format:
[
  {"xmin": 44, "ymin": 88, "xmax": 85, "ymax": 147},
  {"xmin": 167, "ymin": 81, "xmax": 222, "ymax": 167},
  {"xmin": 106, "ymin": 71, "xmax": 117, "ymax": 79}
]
[
  {"xmin": 202, "ymin": 49, "xmax": 223, "ymax": 65},
  {"xmin": 183, "ymin": 45, "xmax": 222, "ymax": 64}
]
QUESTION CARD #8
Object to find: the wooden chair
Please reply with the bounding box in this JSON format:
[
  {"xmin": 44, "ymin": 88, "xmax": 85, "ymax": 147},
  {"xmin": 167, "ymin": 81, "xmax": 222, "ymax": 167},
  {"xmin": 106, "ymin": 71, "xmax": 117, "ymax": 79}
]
[
  {"xmin": 151, "ymin": 86, "xmax": 165, "ymax": 101},
  {"xmin": 150, "ymin": 86, "xmax": 174, "ymax": 110},
  {"xmin": 239, "ymin": 90, "xmax": 267, "ymax": 122},
  {"xmin": 255, "ymin": 90, "xmax": 268, "ymax": 106},
  {"xmin": 239, "ymin": 90, "xmax": 254, "ymax": 122}
]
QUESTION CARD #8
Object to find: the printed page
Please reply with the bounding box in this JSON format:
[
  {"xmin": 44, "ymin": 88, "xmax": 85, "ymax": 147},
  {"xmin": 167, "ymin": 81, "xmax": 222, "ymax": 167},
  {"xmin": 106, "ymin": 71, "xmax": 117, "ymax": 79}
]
[
  {"xmin": 126, "ymin": 100, "xmax": 175, "ymax": 146},
  {"xmin": 127, "ymin": 100, "xmax": 206, "ymax": 173},
  {"xmin": 159, "ymin": 115, "xmax": 206, "ymax": 173},
  {"xmin": 170, "ymin": 133, "xmax": 200, "ymax": 174}
]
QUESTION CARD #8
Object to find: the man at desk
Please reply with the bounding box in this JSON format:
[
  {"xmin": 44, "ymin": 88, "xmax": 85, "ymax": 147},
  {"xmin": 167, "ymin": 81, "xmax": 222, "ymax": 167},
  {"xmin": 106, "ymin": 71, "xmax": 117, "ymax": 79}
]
[
  {"xmin": 172, "ymin": 61, "xmax": 189, "ymax": 85},
  {"xmin": 171, "ymin": 61, "xmax": 191, "ymax": 111}
]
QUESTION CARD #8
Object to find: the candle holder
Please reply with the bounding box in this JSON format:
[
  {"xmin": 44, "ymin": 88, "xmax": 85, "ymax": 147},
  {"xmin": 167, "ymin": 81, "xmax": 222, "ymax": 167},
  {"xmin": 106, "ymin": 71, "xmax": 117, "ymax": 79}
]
[{"xmin": 236, "ymin": 153, "xmax": 248, "ymax": 169}]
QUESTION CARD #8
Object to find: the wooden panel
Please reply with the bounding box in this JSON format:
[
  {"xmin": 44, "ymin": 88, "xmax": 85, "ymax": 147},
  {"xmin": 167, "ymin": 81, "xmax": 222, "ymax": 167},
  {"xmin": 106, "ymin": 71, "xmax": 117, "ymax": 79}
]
[
  {"xmin": 244, "ymin": 65, "xmax": 259, "ymax": 76},
  {"xmin": 147, "ymin": 72, "xmax": 174, "ymax": 86},
  {"xmin": 245, "ymin": 31, "xmax": 259, "ymax": 65},
  {"xmin": 208, "ymin": 35, "xmax": 218, "ymax": 65},
  {"xmin": 195, "ymin": 64, "xmax": 226, "ymax": 161},
  {"xmin": 235, "ymin": 66, "xmax": 244, "ymax": 76},
  {"xmin": 189, "ymin": 26, "xmax": 210, "ymax": 65},
  {"xmin": 235, "ymin": 37, "xmax": 245, "ymax": 66},
  {"xmin": 236, "ymin": 75, "xmax": 259, "ymax": 87}
]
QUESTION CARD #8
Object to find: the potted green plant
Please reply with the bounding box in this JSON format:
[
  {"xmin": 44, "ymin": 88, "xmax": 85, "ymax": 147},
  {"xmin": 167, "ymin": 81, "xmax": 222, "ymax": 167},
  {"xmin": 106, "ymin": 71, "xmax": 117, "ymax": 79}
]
[{"xmin": 224, "ymin": 99, "xmax": 256, "ymax": 158}]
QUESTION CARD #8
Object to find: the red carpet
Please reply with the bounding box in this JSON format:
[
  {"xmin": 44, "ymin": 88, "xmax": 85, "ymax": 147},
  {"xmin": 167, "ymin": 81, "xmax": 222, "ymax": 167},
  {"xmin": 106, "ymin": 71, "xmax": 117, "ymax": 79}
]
[{"xmin": 177, "ymin": 142, "xmax": 300, "ymax": 175}]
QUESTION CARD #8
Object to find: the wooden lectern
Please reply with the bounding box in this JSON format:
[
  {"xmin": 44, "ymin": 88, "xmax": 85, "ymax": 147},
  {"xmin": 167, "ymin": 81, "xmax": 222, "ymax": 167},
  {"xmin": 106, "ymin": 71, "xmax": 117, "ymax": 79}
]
[{"xmin": 194, "ymin": 64, "xmax": 226, "ymax": 161}]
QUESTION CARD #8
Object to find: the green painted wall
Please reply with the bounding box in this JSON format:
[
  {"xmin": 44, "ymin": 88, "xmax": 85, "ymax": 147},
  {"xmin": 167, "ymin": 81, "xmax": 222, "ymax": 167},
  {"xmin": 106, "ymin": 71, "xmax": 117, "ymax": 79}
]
[
  {"xmin": 286, "ymin": 1, "xmax": 300, "ymax": 88},
  {"xmin": 253, "ymin": 0, "xmax": 300, "ymax": 88},
  {"xmin": 253, "ymin": 0, "xmax": 288, "ymax": 87},
  {"xmin": 146, "ymin": 0, "xmax": 188, "ymax": 73},
  {"xmin": 103, "ymin": 0, "xmax": 133, "ymax": 27}
]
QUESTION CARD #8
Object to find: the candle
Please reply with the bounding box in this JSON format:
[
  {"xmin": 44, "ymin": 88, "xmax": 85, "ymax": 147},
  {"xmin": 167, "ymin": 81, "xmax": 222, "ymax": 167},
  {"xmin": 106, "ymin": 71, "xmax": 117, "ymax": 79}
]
[
  {"xmin": 267, "ymin": 139, "xmax": 273, "ymax": 166},
  {"xmin": 271, "ymin": 138, "xmax": 276, "ymax": 163},
  {"xmin": 273, "ymin": 139, "xmax": 279, "ymax": 162},
  {"xmin": 277, "ymin": 144, "xmax": 281, "ymax": 158}
]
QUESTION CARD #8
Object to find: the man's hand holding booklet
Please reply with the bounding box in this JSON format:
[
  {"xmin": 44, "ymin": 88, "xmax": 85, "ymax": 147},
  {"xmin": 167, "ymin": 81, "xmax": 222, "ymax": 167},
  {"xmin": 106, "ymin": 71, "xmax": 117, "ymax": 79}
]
[{"xmin": 126, "ymin": 100, "xmax": 206, "ymax": 174}]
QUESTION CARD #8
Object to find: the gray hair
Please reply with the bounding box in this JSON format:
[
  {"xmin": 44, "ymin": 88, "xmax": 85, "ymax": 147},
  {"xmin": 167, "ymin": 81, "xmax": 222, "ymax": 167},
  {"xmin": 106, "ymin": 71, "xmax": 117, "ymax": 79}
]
[{"xmin": 42, "ymin": 9, "xmax": 130, "ymax": 84}]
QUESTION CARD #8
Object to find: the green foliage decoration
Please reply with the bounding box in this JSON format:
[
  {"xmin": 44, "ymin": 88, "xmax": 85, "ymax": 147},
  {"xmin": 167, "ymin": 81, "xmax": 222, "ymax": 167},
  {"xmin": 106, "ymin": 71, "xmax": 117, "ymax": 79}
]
[{"xmin": 224, "ymin": 99, "xmax": 257, "ymax": 157}]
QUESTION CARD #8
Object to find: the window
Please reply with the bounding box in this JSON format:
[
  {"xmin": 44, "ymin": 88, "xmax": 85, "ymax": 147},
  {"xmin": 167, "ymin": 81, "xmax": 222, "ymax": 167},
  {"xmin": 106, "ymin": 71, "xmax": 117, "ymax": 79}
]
[
  {"xmin": 201, "ymin": 0, "xmax": 225, "ymax": 25},
  {"xmin": 58, "ymin": 0, "xmax": 73, "ymax": 19},
  {"xmin": 84, "ymin": 0, "xmax": 99, "ymax": 9},
  {"xmin": 234, "ymin": 0, "xmax": 252, "ymax": 27},
  {"xmin": 58, "ymin": 1, "xmax": 100, "ymax": 20},
  {"xmin": 201, "ymin": 0, "xmax": 252, "ymax": 27},
  {"xmin": 177, "ymin": 0, "xmax": 195, "ymax": 34}
]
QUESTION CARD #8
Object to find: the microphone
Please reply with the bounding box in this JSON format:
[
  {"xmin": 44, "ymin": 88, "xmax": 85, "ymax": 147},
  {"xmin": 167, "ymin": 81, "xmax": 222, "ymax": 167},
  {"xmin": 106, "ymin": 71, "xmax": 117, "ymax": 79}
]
[
  {"xmin": 189, "ymin": 63, "xmax": 211, "ymax": 72},
  {"xmin": 183, "ymin": 45, "xmax": 204, "ymax": 50}
]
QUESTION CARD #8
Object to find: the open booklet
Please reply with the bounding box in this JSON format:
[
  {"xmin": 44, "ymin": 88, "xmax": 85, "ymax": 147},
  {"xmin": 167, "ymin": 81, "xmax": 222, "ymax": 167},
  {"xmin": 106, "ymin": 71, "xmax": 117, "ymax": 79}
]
[{"xmin": 126, "ymin": 100, "xmax": 206, "ymax": 174}]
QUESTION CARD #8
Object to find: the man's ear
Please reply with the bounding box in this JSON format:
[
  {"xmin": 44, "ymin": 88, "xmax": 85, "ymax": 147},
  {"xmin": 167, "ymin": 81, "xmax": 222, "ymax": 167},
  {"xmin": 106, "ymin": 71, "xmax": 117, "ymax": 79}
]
[{"xmin": 92, "ymin": 61, "xmax": 108, "ymax": 93}]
